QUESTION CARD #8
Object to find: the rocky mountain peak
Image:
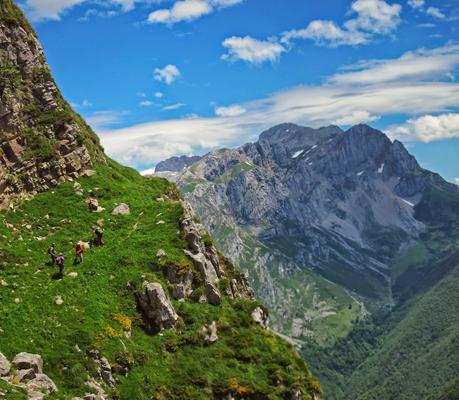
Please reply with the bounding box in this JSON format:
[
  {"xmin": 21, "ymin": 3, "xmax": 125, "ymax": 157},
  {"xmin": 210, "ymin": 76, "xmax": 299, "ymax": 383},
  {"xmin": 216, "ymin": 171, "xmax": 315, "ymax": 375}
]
[
  {"xmin": 0, "ymin": 0, "xmax": 104, "ymax": 207},
  {"xmin": 155, "ymin": 154, "xmax": 203, "ymax": 173}
]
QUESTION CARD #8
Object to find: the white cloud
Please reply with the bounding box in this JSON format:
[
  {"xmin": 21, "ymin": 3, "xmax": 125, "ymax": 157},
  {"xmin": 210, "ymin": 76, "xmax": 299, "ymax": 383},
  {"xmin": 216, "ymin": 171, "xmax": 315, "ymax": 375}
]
[
  {"xmin": 154, "ymin": 64, "xmax": 181, "ymax": 85},
  {"xmin": 329, "ymin": 45, "xmax": 459, "ymax": 85},
  {"xmin": 387, "ymin": 113, "xmax": 459, "ymax": 142},
  {"xmin": 137, "ymin": 92, "xmax": 147, "ymax": 97},
  {"xmin": 98, "ymin": 45, "xmax": 459, "ymax": 167},
  {"xmin": 408, "ymin": 0, "xmax": 424, "ymax": 9},
  {"xmin": 222, "ymin": 36, "xmax": 286, "ymax": 64},
  {"xmin": 454, "ymin": 177, "xmax": 459, "ymax": 186},
  {"xmin": 154, "ymin": 91, "xmax": 164, "ymax": 98},
  {"xmin": 23, "ymin": 0, "xmax": 156, "ymax": 21},
  {"xmin": 148, "ymin": 0, "xmax": 212, "ymax": 24},
  {"xmin": 140, "ymin": 167, "xmax": 157, "ymax": 176},
  {"xmin": 162, "ymin": 103, "xmax": 186, "ymax": 111},
  {"xmin": 344, "ymin": 0, "xmax": 402, "ymax": 35},
  {"xmin": 282, "ymin": 0, "xmax": 401, "ymax": 47},
  {"xmin": 140, "ymin": 100, "xmax": 156, "ymax": 107},
  {"xmin": 333, "ymin": 111, "xmax": 380, "ymax": 126},
  {"xmin": 82, "ymin": 99, "xmax": 92, "ymax": 107},
  {"xmin": 211, "ymin": 0, "xmax": 242, "ymax": 6},
  {"xmin": 215, "ymin": 104, "xmax": 246, "ymax": 117},
  {"xmin": 426, "ymin": 7, "xmax": 446, "ymax": 19},
  {"xmin": 282, "ymin": 20, "xmax": 368, "ymax": 47},
  {"xmin": 147, "ymin": 0, "xmax": 241, "ymax": 25}
]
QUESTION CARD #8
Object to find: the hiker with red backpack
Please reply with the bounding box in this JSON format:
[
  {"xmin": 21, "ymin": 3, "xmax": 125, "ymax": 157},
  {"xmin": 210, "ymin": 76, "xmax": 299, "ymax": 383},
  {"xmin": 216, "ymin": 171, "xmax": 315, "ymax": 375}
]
[{"xmin": 74, "ymin": 241, "xmax": 84, "ymax": 264}]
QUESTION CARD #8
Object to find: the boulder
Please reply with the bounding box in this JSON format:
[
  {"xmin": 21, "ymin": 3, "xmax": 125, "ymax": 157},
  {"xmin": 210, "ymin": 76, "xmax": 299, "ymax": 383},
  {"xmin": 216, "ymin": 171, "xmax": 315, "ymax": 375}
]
[
  {"xmin": 0, "ymin": 352, "xmax": 11, "ymax": 376},
  {"xmin": 136, "ymin": 282, "xmax": 179, "ymax": 332},
  {"xmin": 12, "ymin": 353, "xmax": 43, "ymax": 373},
  {"xmin": 205, "ymin": 281, "xmax": 222, "ymax": 306},
  {"xmin": 201, "ymin": 321, "xmax": 218, "ymax": 343},
  {"xmin": 111, "ymin": 203, "xmax": 130, "ymax": 216},
  {"xmin": 27, "ymin": 373, "xmax": 58, "ymax": 394},
  {"xmin": 251, "ymin": 306, "xmax": 269, "ymax": 329}
]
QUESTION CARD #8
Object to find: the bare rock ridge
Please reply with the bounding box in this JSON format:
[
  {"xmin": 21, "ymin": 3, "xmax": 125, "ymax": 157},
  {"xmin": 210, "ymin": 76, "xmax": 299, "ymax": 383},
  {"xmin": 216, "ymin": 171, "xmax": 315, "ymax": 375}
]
[
  {"xmin": 157, "ymin": 122, "xmax": 459, "ymax": 339},
  {"xmin": 155, "ymin": 155, "xmax": 202, "ymax": 173},
  {"xmin": 0, "ymin": 0, "xmax": 104, "ymax": 207}
]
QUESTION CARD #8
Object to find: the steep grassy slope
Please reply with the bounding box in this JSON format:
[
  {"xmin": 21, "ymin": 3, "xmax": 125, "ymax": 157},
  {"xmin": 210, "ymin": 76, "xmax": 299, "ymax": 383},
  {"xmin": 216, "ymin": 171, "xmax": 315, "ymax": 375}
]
[{"xmin": 0, "ymin": 160, "xmax": 320, "ymax": 399}]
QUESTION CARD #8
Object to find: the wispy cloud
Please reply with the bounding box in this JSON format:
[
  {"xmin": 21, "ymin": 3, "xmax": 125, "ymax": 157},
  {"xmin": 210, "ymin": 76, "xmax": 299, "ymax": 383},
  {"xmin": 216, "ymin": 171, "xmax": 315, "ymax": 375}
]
[
  {"xmin": 85, "ymin": 110, "xmax": 128, "ymax": 132},
  {"xmin": 154, "ymin": 64, "xmax": 181, "ymax": 85},
  {"xmin": 426, "ymin": 7, "xmax": 446, "ymax": 19},
  {"xmin": 221, "ymin": 36, "xmax": 286, "ymax": 65},
  {"xmin": 329, "ymin": 44, "xmax": 459, "ymax": 85},
  {"xmin": 22, "ymin": 0, "xmax": 159, "ymax": 21},
  {"xmin": 162, "ymin": 103, "xmax": 186, "ymax": 111},
  {"xmin": 215, "ymin": 104, "xmax": 246, "ymax": 117},
  {"xmin": 98, "ymin": 44, "xmax": 459, "ymax": 168},
  {"xmin": 140, "ymin": 100, "xmax": 157, "ymax": 107},
  {"xmin": 147, "ymin": 0, "xmax": 242, "ymax": 25}
]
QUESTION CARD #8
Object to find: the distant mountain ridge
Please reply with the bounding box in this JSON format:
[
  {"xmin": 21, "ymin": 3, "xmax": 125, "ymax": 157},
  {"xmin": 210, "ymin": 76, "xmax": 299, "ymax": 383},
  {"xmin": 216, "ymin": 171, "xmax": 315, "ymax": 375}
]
[
  {"xmin": 157, "ymin": 122, "xmax": 459, "ymax": 399},
  {"xmin": 156, "ymin": 155, "xmax": 203, "ymax": 172},
  {"xmin": 157, "ymin": 122, "xmax": 459, "ymax": 342}
]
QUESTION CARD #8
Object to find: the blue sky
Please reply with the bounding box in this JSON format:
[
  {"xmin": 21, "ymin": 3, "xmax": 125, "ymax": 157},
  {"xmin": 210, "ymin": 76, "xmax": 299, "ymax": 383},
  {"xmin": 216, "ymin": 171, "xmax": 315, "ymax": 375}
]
[{"xmin": 18, "ymin": 0, "xmax": 459, "ymax": 182}]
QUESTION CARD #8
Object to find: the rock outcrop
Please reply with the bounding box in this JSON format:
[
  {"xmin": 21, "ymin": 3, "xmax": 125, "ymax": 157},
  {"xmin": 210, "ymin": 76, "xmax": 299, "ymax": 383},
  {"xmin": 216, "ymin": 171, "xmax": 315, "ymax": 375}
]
[
  {"xmin": 0, "ymin": 352, "xmax": 57, "ymax": 399},
  {"xmin": 136, "ymin": 282, "xmax": 179, "ymax": 332},
  {"xmin": 0, "ymin": 0, "xmax": 104, "ymax": 208}
]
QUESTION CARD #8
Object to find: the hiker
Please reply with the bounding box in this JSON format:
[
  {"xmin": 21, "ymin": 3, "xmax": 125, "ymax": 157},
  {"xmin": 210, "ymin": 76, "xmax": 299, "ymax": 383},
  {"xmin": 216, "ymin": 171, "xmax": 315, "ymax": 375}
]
[
  {"xmin": 94, "ymin": 227, "xmax": 104, "ymax": 247},
  {"xmin": 74, "ymin": 241, "xmax": 84, "ymax": 264},
  {"xmin": 47, "ymin": 243, "xmax": 56, "ymax": 265},
  {"xmin": 55, "ymin": 254, "xmax": 65, "ymax": 277}
]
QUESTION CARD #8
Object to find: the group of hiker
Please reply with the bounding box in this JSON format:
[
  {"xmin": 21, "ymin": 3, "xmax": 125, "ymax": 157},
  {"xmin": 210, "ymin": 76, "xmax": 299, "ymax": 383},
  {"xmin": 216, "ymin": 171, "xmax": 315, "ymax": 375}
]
[{"xmin": 46, "ymin": 198, "xmax": 106, "ymax": 278}]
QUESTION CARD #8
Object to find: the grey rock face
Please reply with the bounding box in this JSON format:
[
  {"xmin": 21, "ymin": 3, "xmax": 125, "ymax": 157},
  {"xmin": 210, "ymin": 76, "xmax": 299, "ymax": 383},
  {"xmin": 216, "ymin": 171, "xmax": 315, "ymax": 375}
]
[
  {"xmin": 168, "ymin": 122, "xmax": 459, "ymax": 339},
  {"xmin": 155, "ymin": 155, "xmax": 202, "ymax": 172},
  {"xmin": 0, "ymin": 4, "xmax": 104, "ymax": 208},
  {"xmin": 136, "ymin": 282, "xmax": 179, "ymax": 332}
]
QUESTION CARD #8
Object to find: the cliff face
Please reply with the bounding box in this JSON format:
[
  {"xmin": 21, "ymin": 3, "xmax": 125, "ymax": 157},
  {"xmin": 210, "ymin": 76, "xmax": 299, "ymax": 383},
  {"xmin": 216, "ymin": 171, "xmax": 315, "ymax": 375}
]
[
  {"xmin": 160, "ymin": 123, "xmax": 459, "ymax": 342},
  {"xmin": 0, "ymin": 0, "xmax": 104, "ymax": 207}
]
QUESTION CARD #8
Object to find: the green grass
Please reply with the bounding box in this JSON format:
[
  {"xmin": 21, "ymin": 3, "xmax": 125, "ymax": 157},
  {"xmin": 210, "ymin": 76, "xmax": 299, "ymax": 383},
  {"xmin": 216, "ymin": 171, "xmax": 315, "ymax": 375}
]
[
  {"xmin": 0, "ymin": 379, "xmax": 28, "ymax": 399},
  {"xmin": 0, "ymin": 160, "xmax": 320, "ymax": 399}
]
